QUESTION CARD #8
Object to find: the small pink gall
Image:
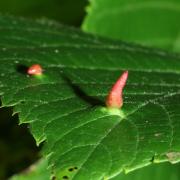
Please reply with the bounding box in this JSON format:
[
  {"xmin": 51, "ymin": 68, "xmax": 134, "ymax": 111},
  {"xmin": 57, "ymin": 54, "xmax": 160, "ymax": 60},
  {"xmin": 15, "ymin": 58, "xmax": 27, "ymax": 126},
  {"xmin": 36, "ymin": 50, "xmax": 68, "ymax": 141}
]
[
  {"xmin": 106, "ymin": 71, "xmax": 128, "ymax": 108},
  {"xmin": 27, "ymin": 64, "xmax": 43, "ymax": 75}
]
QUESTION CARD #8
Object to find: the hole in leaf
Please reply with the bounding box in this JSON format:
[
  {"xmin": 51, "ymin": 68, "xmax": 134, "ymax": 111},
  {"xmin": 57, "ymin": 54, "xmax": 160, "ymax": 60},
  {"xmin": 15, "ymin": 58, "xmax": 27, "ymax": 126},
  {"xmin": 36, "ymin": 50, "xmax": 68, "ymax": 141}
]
[
  {"xmin": 68, "ymin": 168, "xmax": 74, "ymax": 172},
  {"xmin": 0, "ymin": 105, "xmax": 41, "ymax": 179},
  {"xmin": 74, "ymin": 167, "xmax": 78, "ymax": 170},
  {"xmin": 63, "ymin": 175, "xmax": 69, "ymax": 179},
  {"xmin": 51, "ymin": 175, "xmax": 56, "ymax": 180}
]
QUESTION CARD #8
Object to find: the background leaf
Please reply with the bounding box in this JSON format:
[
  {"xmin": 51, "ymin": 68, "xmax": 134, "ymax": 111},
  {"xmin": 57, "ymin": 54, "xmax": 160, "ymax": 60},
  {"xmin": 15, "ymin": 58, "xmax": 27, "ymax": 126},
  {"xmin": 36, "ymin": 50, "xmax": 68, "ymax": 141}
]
[
  {"xmin": 112, "ymin": 162, "xmax": 180, "ymax": 180},
  {"xmin": 11, "ymin": 159, "xmax": 51, "ymax": 180},
  {"xmin": 83, "ymin": 0, "xmax": 180, "ymax": 52},
  {"xmin": 0, "ymin": 15, "xmax": 180, "ymax": 179}
]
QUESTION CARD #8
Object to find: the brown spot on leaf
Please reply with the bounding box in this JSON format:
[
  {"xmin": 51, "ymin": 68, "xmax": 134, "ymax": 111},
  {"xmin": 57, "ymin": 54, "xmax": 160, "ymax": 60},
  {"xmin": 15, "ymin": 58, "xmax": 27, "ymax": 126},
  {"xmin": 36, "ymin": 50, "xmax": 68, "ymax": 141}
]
[
  {"xmin": 166, "ymin": 152, "xmax": 180, "ymax": 163},
  {"xmin": 68, "ymin": 168, "xmax": 74, "ymax": 172}
]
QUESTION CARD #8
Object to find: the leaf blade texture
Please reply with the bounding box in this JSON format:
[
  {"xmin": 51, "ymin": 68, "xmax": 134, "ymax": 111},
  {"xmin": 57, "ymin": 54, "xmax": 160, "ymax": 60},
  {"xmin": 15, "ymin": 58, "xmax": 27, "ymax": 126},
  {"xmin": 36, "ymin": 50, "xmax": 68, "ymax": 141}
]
[{"xmin": 0, "ymin": 16, "xmax": 179, "ymax": 179}]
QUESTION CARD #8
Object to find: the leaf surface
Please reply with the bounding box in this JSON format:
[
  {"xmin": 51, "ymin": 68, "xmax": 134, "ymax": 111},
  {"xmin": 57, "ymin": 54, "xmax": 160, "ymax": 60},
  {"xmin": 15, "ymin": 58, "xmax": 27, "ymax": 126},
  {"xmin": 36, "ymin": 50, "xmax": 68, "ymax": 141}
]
[{"xmin": 0, "ymin": 16, "xmax": 180, "ymax": 179}]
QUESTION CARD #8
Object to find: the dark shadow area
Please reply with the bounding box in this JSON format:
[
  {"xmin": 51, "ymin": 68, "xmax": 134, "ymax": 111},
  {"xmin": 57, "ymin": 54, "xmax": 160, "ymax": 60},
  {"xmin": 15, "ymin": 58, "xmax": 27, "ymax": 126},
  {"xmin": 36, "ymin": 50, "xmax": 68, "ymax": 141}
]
[
  {"xmin": 62, "ymin": 75, "xmax": 104, "ymax": 106},
  {"xmin": 150, "ymin": 155, "xmax": 155, "ymax": 163},
  {"xmin": 0, "ymin": 105, "xmax": 42, "ymax": 180},
  {"xmin": 0, "ymin": 0, "xmax": 88, "ymax": 26},
  {"xmin": 16, "ymin": 64, "xmax": 29, "ymax": 75}
]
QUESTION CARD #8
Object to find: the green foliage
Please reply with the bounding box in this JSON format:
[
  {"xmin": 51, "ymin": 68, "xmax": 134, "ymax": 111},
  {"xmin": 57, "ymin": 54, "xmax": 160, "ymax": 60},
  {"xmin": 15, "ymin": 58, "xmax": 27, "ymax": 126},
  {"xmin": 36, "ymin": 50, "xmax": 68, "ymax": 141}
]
[
  {"xmin": 83, "ymin": 0, "xmax": 180, "ymax": 52},
  {"xmin": 0, "ymin": 15, "xmax": 180, "ymax": 179},
  {"xmin": 112, "ymin": 162, "xmax": 180, "ymax": 180}
]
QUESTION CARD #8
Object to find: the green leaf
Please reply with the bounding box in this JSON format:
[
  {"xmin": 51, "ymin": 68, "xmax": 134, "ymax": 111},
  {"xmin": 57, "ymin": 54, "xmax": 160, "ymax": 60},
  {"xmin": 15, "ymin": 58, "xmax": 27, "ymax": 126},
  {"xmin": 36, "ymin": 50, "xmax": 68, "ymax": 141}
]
[
  {"xmin": 112, "ymin": 162, "xmax": 180, "ymax": 180},
  {"xmin": 83, "ymin": 0, "xmax": 180, "ymax": 52},
  {"xmin": 0, "ymin": 15, "xmax": 180, "ymax": 179},
  {"xmin": 11, "ymin": 159, "xmax": 51, "ymax": 180}
]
